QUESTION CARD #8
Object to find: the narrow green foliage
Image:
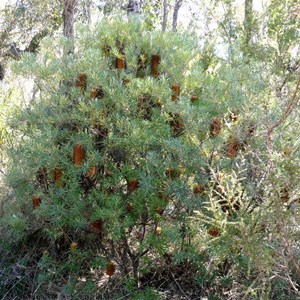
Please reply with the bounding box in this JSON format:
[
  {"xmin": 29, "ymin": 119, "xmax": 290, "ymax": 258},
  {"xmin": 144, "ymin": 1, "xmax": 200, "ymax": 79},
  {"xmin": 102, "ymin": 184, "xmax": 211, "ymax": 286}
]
[{"xmin": 1, "ymin": 15, "xmax": 300, "ymax": 300}]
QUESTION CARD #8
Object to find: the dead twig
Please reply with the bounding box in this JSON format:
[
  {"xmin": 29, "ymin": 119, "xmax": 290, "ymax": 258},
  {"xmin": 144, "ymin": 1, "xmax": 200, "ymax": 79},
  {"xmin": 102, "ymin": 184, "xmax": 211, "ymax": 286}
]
[{"xmin": 170, "ymin": 271, "xmax": 190, "ymax": 299}]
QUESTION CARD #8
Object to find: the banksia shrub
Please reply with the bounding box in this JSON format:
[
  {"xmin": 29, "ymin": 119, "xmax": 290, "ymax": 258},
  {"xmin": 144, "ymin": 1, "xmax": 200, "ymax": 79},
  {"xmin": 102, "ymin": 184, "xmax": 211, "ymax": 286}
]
[
  {"xmin": 4, "ymin": 18, "xmax": 213, "ymax": 288},
  {"xmin": 2, "ymin": 17, "xmax": 278, "ymax": 298}
]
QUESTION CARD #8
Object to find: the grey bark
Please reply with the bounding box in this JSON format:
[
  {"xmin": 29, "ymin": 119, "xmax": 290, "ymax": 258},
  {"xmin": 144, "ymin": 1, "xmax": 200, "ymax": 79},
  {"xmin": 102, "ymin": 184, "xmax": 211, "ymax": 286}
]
[
  {"xmin": 0, "ymin": 30, "xmax": 50, "ymax": 81},
  {"xmin": 172, "ymin": 0, "xmax": 183, "ymax": 32},
  {"xmin": 0, "ymin": 1, "xmax": 73, "ymax": 81},
  {"xmin": 162, "ymin": 0, "xmax": 168, "ymax": 32},
  {"xmin": 4, "ymin": 44, "xmax": 21, "ymax": 60},
  {"xmin": 62, "ymin": 0, "xmax": 77, "ymax": 55},
  {"xmin": 127, "ymin": 0, "xmax": 141, "ymax": 15},
  {"xmin": 62, "ymin": 0, "xmax": 76, "ymax": 39},
  {"xmin": 0, "ymin": 63, "xmax": 4, "ymax": 81},
  {"xmin": 244, "ymin": 0, "xmax": 253, "ymax": 47}
]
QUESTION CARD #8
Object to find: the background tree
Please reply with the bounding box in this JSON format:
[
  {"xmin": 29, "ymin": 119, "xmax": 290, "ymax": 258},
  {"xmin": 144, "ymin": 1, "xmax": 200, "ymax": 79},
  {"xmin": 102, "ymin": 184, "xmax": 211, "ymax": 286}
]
[
  {"xmin": 62, "ymin": 0, "xmax": 77, "ymax": 39},
  {"xmin": 162, "ymin": 0, "xmax": 168, "ymax": 32},
  {"xmin": 172, "ymin": 0, "xmax": 183, "ymax": 31},
  {"xmin": 0, "ymin": 0, "xmax": 62, "ymax": 80},
  {"xmin": 127, "ymin": 0, "xmax": 141, "ymax": 14},
  {"xmin": 244, "ymin": 0, "xmax": 253, "ymax": 48}
]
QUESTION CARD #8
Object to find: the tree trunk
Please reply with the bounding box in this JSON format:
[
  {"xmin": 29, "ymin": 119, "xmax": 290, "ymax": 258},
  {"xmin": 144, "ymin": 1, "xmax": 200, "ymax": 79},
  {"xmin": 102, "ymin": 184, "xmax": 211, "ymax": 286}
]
[
  {"xmin": 83, "ymin": 0, "xmax": 92, "ymax": 26},
  {"xmin": 0, "ymin": 30, "xmax": 50, "ymax": 81},
  {"xmin": 127, "ymin": 0, "xmax": 141, "ymax": 15},
  {"xmin": 162, "ymin": 0, "xmax": 168, "ymax": 32},
  {"xmin": 244, "ymin": 0, "xmax": 253, "ymax": 47},
  {"xmin": 62, "ymin": 0, "xmax": 76, "ymax": 54},
  {"xmin": 0, "ymin": 63, "xmax": 4, "ymax": 81},
  {"xmin": 172, "ymin": 0, "xmax": 183, "ymax": 32},
  {"xmin": 62, "ymin": 0, "xmax": 76, "ymax": 38}
]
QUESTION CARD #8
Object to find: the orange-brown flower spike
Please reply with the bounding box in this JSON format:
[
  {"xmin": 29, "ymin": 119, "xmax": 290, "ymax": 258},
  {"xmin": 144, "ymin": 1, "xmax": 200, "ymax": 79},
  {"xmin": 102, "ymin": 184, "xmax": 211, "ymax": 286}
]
[
  {"xmin": 151, "ymin": 55, "xmax": 160, "ymax": 77},
  {"xmin": 54, "ymin": 167, "xmax": 63, "ymax": 187},
  {"xmin": 281, "ymin": 187, "xmax": 289, "ymax": 203},
  {"xmin": 210, "ymin": 117, "xmax": 221, "ymax": 137},
  {"xmin": 171, "ymin": 84, "xmax": 180, "ymax": 101},
  {"xmin": 126, "ymin": 202, "xmax": 133, "ymax": 212},
  {"xmin": 116, "ymin": 56, "xmax": 125, "ymax": 70},
  {"xmin": 106, "ymin": 261, "xmax": 116, "ymax": 276},
  {"xmin": 90, "ymin": 87, "xmax": 104, "ymax": 99},
  {"xmin": 36, "ymin": 167, "xmax": 47, "ymax": 185},
  {"xmin": 165, "ymin": 168, "xmax": 177, "ymax": 179},
  {"xmin": 123, "ymin": 78, "xmax": 131, "ymax": 86},
  {"xmin": 191, "ymin": 95, "xmax": 198, "ymax": 102},
  {"xmin": 77, "ymin": 73, "xmax": 87, "ymax": 92},
  {"xmin": 87, "ymin": 166, "xmax": 97, "ymax": 179},
  {"xmin": 74, "ymin": 144, "xmax": 85, "ymax": 166},
  {"xmin": 127, "ymin": 178, "xmax": 139, "ymax": 193},
  {"xmin": 90, "ymin": 89, "xmax": 97, "ymax": 98},
  {"xmin": 32, "ymin": 195, "xmax": 41, "ymax": 208},
  {"xmin": 226, "ymin": 138, "xmax": 240, "ymax": 159},
  {"xmin": 193, "ymin": 183, "xmax": 205, "ymax": 195},
  {"xmin": 156, "ymin": 207, "xmax": 164, "ymax": 215},
  {"xmin": 208, "ymin": 227, "xmax": 220, "ymax": 237},
  {"xmin": 91, "ymin": 220, "xmax": 103, "ymax": 233}
]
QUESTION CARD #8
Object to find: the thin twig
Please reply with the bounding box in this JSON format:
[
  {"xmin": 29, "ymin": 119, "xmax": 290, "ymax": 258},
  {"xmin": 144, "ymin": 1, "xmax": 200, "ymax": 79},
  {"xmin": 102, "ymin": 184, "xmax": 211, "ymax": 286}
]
[
  {"xmin": 267, "ymin": 73, "xmax": 300, "ymax": 148},
  {"xmin": 170, "ymin": 271, "xmax": 190, "ymax": 299},
  {"xmin": 286, "ymin": 272, "xmax": 300, "ymax": 296},
  {"xmin": 1, "ymin": 270, "xmax": 33, "ymax": 300},
  {"xmin": 285, "ymin": 239, "xmax": 300, "ymax": 278}
]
